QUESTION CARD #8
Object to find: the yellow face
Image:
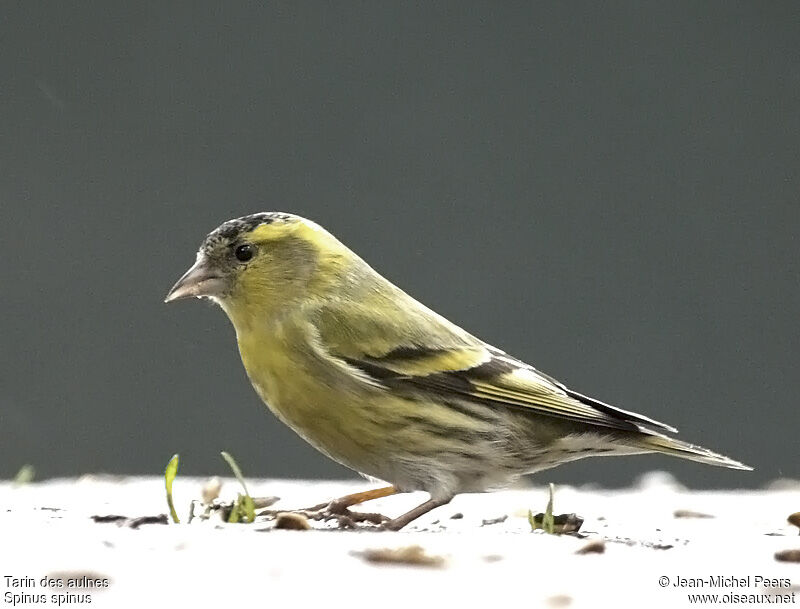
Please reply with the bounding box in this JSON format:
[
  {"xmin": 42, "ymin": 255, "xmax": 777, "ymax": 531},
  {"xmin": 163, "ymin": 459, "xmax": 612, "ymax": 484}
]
[{"xmin": 165, "ymin": 212, "xmax": 341, "ymax": 316}]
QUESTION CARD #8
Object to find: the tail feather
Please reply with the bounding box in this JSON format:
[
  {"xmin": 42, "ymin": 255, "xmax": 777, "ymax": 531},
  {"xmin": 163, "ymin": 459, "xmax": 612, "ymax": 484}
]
[{"xmin": 640, "ymin": 435, "xmax": 752, "ymax": 471}]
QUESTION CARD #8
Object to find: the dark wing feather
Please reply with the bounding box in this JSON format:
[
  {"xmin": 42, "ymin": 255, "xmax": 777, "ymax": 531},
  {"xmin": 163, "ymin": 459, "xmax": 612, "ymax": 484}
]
[
  {"xmin": 314, "ymin": 294, "xmax": 676, "ymax": 434},
  {"xmin": 340, "ymin": 344, "xmax": 676, "ymax": 434}
]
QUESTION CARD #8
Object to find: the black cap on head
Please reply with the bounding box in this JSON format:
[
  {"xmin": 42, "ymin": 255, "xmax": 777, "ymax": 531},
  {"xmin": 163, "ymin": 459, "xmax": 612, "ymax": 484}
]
[{"xmin": 201, "ymin": 212, "xmax": 297, "ymax": 252}]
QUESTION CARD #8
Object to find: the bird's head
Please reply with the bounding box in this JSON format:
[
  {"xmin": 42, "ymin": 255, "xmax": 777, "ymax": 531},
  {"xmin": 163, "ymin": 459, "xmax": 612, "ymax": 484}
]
[{"xmin": 165, "ymin": 212, "xmax": 349, "ymax": 319}]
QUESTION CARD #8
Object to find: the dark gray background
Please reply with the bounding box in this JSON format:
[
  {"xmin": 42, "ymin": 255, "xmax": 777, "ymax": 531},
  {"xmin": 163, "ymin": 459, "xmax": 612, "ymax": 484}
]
[{"xmin": 2, "ymin": 2, "xmax": 797, "ymax": 488}]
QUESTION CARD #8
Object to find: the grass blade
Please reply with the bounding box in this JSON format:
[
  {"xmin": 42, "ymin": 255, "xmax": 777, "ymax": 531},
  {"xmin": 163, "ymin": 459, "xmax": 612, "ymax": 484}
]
[
  {"xmin": 13, "ymin": 465, "xmax": 35, "ymax": 486},
  {"xmin": 164, "ymin": 453, "xmax": 180, "ymax": 524},
  {"xmin": 220, "ymin": 451, "xmax": 250, "ymax": 496},
  {"xmin": 220, "ymin": 451, "xmax": 255, "ymax": 523},
  {"xmin": 543, "ymin": 483, "xmax": 555, "ymax": 534}
]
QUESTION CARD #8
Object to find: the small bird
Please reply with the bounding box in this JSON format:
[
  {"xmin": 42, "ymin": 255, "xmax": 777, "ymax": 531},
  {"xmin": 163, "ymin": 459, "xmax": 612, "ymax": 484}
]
[{"xmin": 166, "ymin": 212, "xmax": 750, "ymax": 530}]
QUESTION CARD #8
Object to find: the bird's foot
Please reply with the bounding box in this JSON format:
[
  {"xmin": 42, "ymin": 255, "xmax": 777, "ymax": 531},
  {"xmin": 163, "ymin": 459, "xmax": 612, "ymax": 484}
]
[
  {"xmin": 300, "ymin": 499, "xmax": 390, "ymax": 528},
  {"xmin": 258, "ymin": 501, "xmax": 389, "ymax": 529}
]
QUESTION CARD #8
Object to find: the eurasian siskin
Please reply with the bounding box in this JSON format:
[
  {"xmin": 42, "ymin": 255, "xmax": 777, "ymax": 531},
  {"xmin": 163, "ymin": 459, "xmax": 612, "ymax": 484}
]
[{"xmin": 166, "ymin": 212, "xmax": 750, "ymax": 530}]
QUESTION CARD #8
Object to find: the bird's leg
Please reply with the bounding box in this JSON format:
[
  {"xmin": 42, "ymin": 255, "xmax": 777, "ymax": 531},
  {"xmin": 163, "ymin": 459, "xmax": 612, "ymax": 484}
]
[
  {"xmin": 382, "ymin": 496, "xmax": 452, "ymax": 531},
  {"xmin": 303, "ymin": 486, "xmax": 399, "ymax": 527},
  {"xmin": 306, "ymin": 485, "xmax": 398, "ymax": 512}
]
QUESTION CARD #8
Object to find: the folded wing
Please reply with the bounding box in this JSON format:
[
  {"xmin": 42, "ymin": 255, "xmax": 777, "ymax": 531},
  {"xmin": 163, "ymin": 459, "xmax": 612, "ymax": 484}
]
[{"xmin": 335, "ymin": 341, "xmax": 677, "ymax": 435}]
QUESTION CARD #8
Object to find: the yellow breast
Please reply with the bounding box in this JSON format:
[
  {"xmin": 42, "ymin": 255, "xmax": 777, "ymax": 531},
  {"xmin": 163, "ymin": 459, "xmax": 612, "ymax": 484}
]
[{"xmin": 232, "ymin": 314, "xmax": 387, "ymax": 469}]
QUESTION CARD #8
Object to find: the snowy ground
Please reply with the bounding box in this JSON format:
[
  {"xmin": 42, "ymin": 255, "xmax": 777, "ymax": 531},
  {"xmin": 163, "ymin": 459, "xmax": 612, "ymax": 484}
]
[{"xmin": 1, "ymin": 473, "xmax": 798, "ymax": 608}]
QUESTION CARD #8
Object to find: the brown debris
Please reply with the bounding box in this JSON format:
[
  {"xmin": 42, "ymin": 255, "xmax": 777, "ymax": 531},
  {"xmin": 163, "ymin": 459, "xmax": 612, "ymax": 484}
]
[
  {"xmin": 546, "ymin": 594, "xmax": 573, "ymax": 608},
  {"xmin": 252, "ymin": 496, "xmax": 281, "ymax": 509},
  {"xmin": 530, "ymin": 512, "xmax": 584, "ymax": 534},
  {"xmin": 787, "ymin": 512, "xmax": 800, "ymax": 533},
  {"xmin": 91, "ymin": 514, "xmax": 168, "ymax": 528},
  {"xmin": 274, "ymin": 512, "xmax": 311, "ymax": 530},
  {"xmin": 576, "ymin": 540, "xmax": 606, "ymax": 554},
  {"xmin": 775, "ymin": 549, "xmax": 800, "ymax": 563},
  {"xmin": 355, "ymin": 545, "xmax": 445, "ymax": 568},
  {"xmin": 674, "ymin": 509, "xmax": 714, "ymax": 519},
  {"xmin": 91, "ymin": 515, "xmax": 126, "ymax": 524},
  {"xmin": 128, "ymin": 515, "xmax": 169, "ymax": 528},
  {"xmin": 481, "ymin": 515, "xmax": 508, "ymax": 526},
  {"xmin": 606, "ymin": 537, "xmax": 675, "ymax": 550}
]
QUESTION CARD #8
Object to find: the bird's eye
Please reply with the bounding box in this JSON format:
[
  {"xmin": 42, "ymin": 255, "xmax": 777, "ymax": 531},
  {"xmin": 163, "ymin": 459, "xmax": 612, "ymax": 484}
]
[{"xmin": 234, "ymin": 244, "xmax": 255, "ymax": 262}]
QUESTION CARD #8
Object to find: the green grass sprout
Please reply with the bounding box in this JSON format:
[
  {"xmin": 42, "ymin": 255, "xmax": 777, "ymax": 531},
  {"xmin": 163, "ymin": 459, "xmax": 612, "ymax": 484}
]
[
  {"xmin": 528, "ymin": 482, "xmax": 556, "ymax": 534},
  {"xmin": 527, "ymin": 484, "xmax": 583, "ymax": 534},
  {"xmin": 13, "ymin": 464, "xmax": 35, "ymax": 486},
  {"xmin": 220, "ymin": 451, "xmax": 255, "ymax": 523},
  {"xmin": 543, "ymin": 482, "xmax": 556, "ymax": 533},
  {"xmin": 164, "ymin": 453, "xmax": 180, "ymax": 523}
]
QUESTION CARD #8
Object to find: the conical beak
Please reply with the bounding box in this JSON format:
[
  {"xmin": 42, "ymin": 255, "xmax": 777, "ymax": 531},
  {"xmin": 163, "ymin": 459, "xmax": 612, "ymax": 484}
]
[{"xmin": 165, "ymin": 258, "xmax": 228, "ymax": 303}]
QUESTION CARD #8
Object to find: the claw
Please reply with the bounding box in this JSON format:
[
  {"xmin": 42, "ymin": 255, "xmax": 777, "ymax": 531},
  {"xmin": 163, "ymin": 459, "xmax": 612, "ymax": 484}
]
[
  {"xmin": 260, "ymin": 503, "xmax": 390, "ymax": 529},
  {"xmin": 310, "ymin": 502, "xmax": 389, "ymax": 527},
  {"xmin": 261, "ymin": 486, "xmax": 398, "ymax": 530}
]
